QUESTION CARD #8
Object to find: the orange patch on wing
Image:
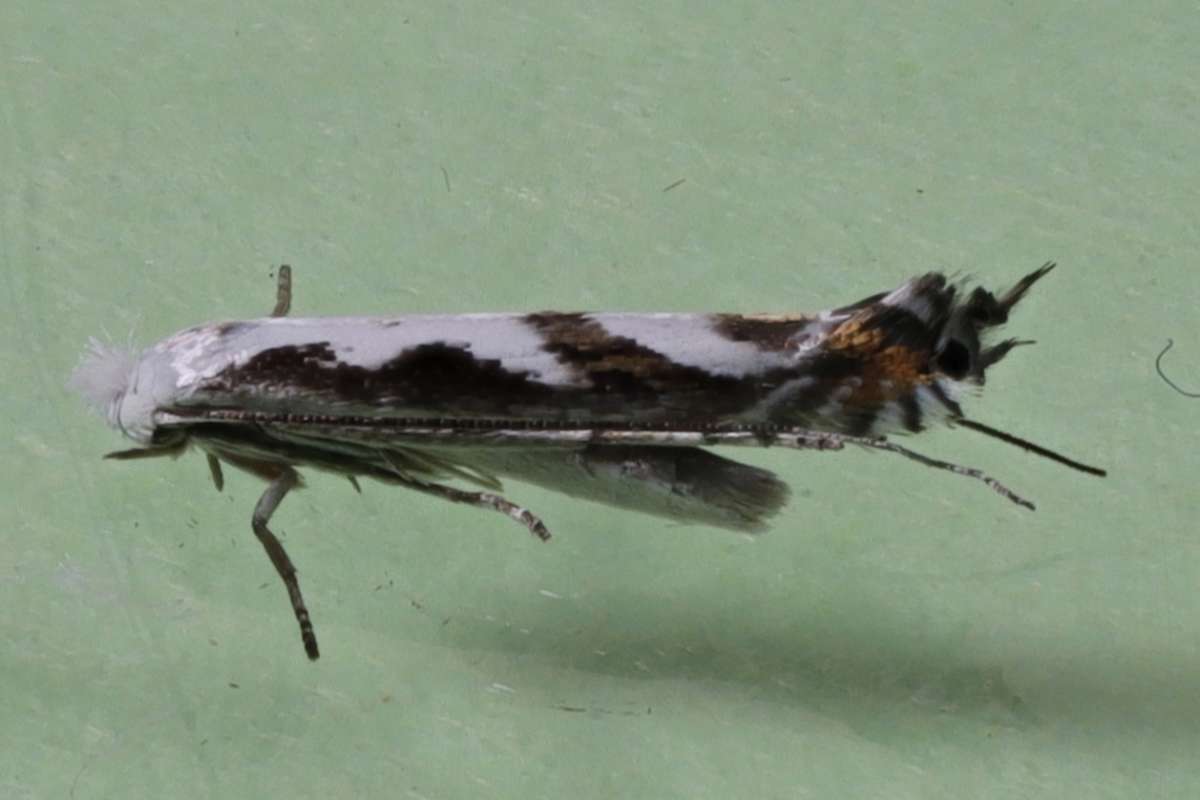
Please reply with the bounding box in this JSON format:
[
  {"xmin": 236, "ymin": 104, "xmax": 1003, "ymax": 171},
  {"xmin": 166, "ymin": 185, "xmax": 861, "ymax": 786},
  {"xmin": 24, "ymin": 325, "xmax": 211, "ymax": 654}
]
[
  {"xmin": 872, "ymin": 344, "xmax": 929, "ymax": 387},
  {"xmin": 825, "ymin": 318, "xmax": 884, "ymax": 352},
  {"xmin": 826, "ymin": 319, "xmax": 932, "ymax": 408}
]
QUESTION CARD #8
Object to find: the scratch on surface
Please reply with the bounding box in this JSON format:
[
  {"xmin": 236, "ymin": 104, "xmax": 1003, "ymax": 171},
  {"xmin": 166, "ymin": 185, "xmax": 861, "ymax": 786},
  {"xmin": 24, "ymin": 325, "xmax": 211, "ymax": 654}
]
[
  {"xmin": 69, "ymin": 756, "xmax": 96, "ymax": 799},
  {"xmin": 503, "ymin": 185, "xmax": 542, "ymax": 206}
]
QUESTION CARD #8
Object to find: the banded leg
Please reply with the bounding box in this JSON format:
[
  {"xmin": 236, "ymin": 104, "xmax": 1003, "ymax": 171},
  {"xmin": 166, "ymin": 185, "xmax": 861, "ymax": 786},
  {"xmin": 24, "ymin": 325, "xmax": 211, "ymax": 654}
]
[
  {"xmin": 251, "ymin": 466, "xmax": 319, "ymax": 659},
  {"xmin": 392, "ymin": 473, "xmax": 552, "ymax": 542},
  {"xmin": 698, "ymin": 429, "xmax": 1036, "ymax": 510}
]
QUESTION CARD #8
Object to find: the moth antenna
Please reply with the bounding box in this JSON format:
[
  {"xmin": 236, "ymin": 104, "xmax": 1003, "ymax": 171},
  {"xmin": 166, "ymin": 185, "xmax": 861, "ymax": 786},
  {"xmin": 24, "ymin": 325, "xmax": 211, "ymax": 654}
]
[
  {"xmin": 271, "ymin": 264, "xmax": 293, "ymax": 317},
  {"xmin": 955, "ymin": 417, "xmax": 1107, "ymax": 476}
]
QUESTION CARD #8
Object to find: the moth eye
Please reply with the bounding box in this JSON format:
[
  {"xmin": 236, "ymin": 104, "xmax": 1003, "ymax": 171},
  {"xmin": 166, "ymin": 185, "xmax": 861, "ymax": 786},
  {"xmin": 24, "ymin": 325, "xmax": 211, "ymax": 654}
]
[{"xmin": 935, "ymin": 339, "xmax": 972, "ymax": 379}]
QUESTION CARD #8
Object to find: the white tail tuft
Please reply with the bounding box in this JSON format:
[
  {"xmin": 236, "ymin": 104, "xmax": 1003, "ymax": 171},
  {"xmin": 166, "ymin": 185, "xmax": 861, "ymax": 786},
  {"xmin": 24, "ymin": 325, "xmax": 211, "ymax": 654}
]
[{"xmin": 69, "ymin": 338, "xmax": 137, "ymax": 423}]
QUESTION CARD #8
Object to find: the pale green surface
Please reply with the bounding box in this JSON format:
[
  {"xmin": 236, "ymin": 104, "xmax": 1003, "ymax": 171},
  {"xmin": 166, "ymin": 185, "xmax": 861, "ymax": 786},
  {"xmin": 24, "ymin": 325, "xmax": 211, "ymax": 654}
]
[{"xmin": 3, "ymin": 2, "xmax": 1198, "ymax": 798}]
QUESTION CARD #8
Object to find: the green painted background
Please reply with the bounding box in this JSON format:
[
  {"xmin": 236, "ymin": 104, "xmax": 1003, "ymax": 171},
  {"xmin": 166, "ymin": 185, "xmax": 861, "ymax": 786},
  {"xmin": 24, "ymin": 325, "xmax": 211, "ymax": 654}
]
[{"xmin": 3, "ymin": 3, "xmax": 1197, "ymax": 798}]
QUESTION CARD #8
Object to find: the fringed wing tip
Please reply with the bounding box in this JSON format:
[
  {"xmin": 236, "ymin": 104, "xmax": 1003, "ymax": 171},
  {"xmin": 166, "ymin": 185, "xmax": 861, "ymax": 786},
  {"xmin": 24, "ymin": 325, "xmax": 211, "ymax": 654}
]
[
  {"xmin": 690, "ymin": 456, "xmax": 792, "ymax": 533},
  {"xmin": 623, "ymin": 446, "xmax": 791, "ymax": 533}
]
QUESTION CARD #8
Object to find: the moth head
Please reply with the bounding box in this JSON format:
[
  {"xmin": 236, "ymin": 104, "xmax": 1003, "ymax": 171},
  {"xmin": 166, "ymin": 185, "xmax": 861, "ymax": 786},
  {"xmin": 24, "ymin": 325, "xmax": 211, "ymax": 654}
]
[
  {"xmin": 833, "ymin": 263, "xmax": 1055, "ymax": 432},
  {"xmin": 874, "ymin": 263, "xmax": 1054, "ymax": 389},
  {"xmin": 929, "ymin": 262, "xmax": 1054, "ymax": 390},
  {"xmin": 833, "ymin": 263, "xmax": 1105, "ymax": 477}
]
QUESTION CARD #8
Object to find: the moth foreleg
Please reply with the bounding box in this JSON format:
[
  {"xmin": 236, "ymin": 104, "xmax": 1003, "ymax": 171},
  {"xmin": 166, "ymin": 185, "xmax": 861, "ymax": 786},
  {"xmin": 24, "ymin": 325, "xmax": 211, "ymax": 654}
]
[
  {"xmin": 391, "ymin": 473, "xmax": 551, "ymax": 542},
  {"xmin": 103, "ymin": 438, "xmax": 189, "ymax": 461},
  {"xmin": 250, "ymin": 466, "xmax": 319, "ymax": 659}
]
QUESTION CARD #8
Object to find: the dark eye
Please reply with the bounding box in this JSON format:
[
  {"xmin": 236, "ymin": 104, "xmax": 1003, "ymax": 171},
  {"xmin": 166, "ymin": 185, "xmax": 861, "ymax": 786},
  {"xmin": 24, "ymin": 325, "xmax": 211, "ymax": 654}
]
[{"xmin": 936, "ymin": 339, "xmax": 971, "ymax": 378}]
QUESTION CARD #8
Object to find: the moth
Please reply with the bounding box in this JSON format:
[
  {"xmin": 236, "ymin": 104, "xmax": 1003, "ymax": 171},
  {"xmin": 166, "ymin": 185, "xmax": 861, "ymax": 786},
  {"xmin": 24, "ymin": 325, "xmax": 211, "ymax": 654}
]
[{"xmin": 71, "ymin": 264, "xmax": 1104, "ymax": 659}]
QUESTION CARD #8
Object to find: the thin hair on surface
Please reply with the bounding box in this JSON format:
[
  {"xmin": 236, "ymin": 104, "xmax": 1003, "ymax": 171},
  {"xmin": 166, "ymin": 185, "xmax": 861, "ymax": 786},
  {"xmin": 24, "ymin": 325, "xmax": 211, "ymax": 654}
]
[{"xmin": 1155, "ymin": 339, "xmax": 1200, "ymax": 398}]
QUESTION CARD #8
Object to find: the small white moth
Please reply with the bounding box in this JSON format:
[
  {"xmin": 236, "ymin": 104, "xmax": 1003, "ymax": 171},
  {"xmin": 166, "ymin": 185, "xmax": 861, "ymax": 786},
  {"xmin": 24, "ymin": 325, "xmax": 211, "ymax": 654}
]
[{"xmin": 71, "ymin": 265, "xmax": 1104, "ymax": 659}]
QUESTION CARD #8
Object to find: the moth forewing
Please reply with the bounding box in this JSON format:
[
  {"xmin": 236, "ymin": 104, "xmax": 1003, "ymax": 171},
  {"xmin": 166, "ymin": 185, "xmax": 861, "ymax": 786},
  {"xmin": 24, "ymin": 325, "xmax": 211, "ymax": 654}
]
[{"xmin": 71, "ymin": 263, "xmax": 1104, "ymax": 660}]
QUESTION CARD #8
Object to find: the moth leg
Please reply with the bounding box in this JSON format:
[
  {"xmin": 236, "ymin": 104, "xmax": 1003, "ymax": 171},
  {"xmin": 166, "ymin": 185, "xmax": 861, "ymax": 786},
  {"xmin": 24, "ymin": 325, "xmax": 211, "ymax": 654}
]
[
  {"xmin": 250, "ymin": 466, "xmax": 319, "ymax": 659},
  {"xmin": 103, "ymin": 438, "xmax": 189, "ymax": 460},
  {"xmin": 392, "ymin": 474, "xmax": 551, "ymax": 542},
  {"xmin": 271, "ymin": 264, "xmax": 292, "ymax": 317},
  {"xmin": 701, "ymin": 429, "xmax": 1036, "ymax": 510},
  {"xmin": 577, "ymin": 428, "xmax": 1036, "ymax": 509},
  {"xmin": 206, "ymin": 454, "xmax": 225, "ymax": 491}
]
